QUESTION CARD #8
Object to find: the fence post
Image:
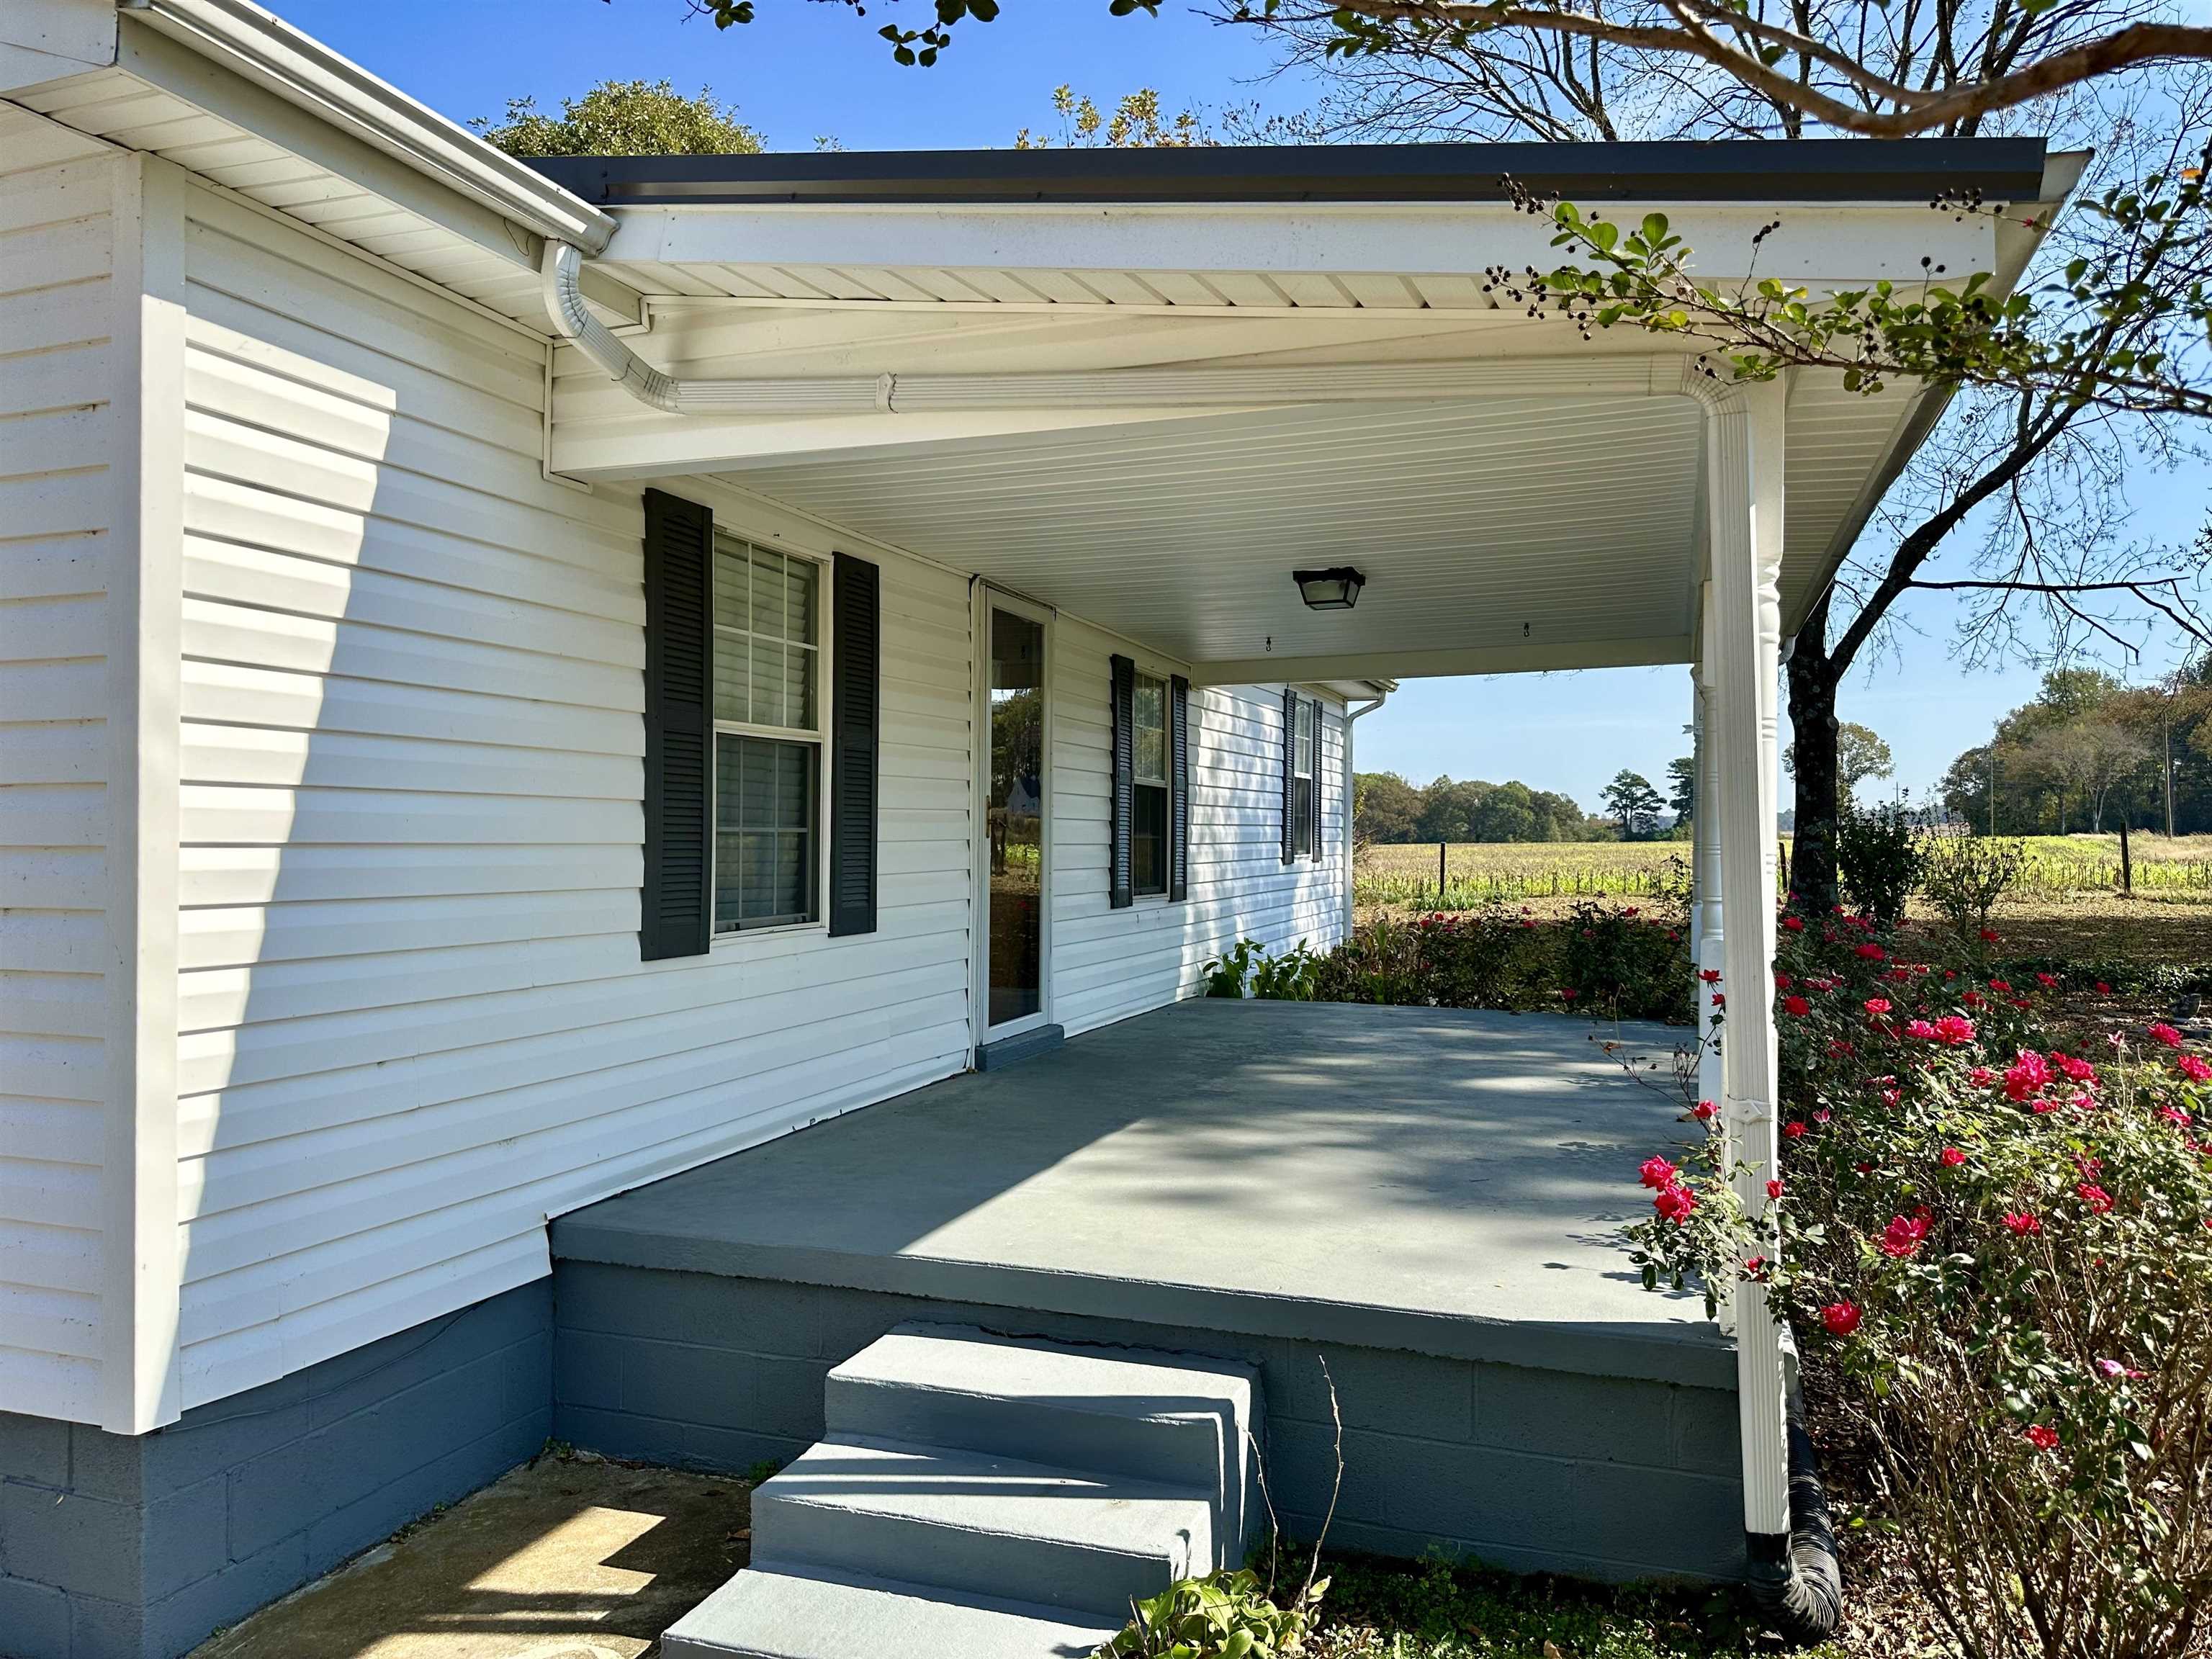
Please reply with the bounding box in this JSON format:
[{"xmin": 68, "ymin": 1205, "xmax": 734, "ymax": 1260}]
[
  {"xmin": 2120, "ymin": 818, "xmax": 2133, "ymax": 896},
  {"xmin": 1438, "ymin": 840, "xmax": 1447, "ymax": 899}
]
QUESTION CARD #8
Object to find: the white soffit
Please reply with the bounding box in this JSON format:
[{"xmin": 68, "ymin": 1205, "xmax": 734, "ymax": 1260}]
[{"xmin": 716, "ymin": 395, "xmax": 1707, "ymax": 673}]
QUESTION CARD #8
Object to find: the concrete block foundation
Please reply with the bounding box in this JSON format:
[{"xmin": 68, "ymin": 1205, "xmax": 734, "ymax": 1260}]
[
  {"xmin": 552, "ymin": 1262, "xmax": 1743, "ymax": 1585},
  {"xmin": 0, "ymin": 1283, "xmax": 552, "ymax": 1659}
]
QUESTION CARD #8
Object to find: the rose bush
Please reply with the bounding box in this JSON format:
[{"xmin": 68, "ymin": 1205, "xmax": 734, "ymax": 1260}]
[{"xmin": 1625, "ymin": 914, "xmax": 2212, "ymax": 1659}]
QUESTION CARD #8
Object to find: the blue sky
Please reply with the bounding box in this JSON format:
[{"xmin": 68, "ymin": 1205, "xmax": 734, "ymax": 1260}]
[{"xmin": 302, "ymin": 0, "xmax": 2205, "ymax": 813}]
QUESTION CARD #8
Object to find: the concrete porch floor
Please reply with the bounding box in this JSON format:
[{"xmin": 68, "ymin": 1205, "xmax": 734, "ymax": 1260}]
[{"xmin": 557, "ymin": 1000, "xmax": 1730, "ymax": 1388}]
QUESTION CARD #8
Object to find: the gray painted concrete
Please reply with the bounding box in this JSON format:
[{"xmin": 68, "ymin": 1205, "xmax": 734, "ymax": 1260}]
[
  {"xmin": 0, "ymin": 1284, "xmax": 551, "ymax": 1659},
  {"xmin": 973, "ymin": 1024, "xmax": 1065, "ymax": 1071},
  {"xmin": 554, "ymin": 1266, "xmax": 1745, "ymax": 1584},
  {"xmin": 557, "ymin": 1000, "xmax": 1730, "ymax": 1388},
  {"xmin": 664, "ymin": 1563, "xmax": 1119, "ymax": 1659},
  {"xmin": 667, "ymin": 1323, "xmax": 1254, "ymax": 1655}
]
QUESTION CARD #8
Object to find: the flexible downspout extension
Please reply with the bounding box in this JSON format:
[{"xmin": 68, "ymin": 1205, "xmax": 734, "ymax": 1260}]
[{"xmin": 1746, "ymin": 1376, "xmax": 1845, "ymax": 1643}]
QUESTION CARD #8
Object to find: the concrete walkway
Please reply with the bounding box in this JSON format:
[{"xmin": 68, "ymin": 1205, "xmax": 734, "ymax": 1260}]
[{"xmin": 186, "ymin": 1456, "xmax": 751, "ymax": 1659}]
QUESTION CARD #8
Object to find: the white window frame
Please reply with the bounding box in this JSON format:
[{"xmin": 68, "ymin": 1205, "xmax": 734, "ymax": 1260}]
[
  {"xmin": 1292, "ymin": 696, "xmax": 1318, "ymax": 861},
  {"xmin": 1132, "ymin": 668, "xmax": 1174, "ymax": 899},
  {"xmin": 709, "ymin": 529, "xmax": 834, "ymax": 940}
]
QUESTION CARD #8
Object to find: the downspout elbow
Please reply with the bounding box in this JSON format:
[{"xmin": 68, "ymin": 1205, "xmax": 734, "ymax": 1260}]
[
  {"xmin": 541, "ymin": 240, "xmax": 682, "ymax": 415},
  {"xmin": 1745, "ymin": 1380, "xmax": 1844, "ymax": 1645}
]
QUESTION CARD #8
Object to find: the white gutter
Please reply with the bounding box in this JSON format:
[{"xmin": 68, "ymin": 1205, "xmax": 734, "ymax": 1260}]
[
  {"xmin": 543, "ymin": 243, "xmax": 1671, "ymax": 413},
  {"xmin": 121, "ymin": 0, "xmax": 615, "ymax": 253}
]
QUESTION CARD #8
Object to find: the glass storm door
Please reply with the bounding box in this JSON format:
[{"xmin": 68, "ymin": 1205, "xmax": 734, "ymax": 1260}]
[{"xmin": 984, "ymin": 603, "xmax": 1047, "ymax": 1033}]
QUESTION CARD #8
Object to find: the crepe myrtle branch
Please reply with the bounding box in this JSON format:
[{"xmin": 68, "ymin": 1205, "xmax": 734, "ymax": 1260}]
[
  {"xmin": 1482, "ymin": 152, "xmax": 2212, "ymax": 421},
  {"xmin": 687, "ymin": 0, "xmax": 2212, "ymax": 136},
  {"xmin": 1910, "ymin": 578, "xmax": 2212, "ymax": 647}
]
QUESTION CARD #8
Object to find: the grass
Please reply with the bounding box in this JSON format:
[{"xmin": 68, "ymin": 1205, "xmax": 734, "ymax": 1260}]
[{"xmin": 1286, "ymin": 1551, "xmax": 1842, "ymax": 1658}]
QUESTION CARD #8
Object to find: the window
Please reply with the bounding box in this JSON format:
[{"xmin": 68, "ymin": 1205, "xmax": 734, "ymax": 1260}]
[
  {"xmin": 1292, "ymin": 698, "xmax": 1318, "ymax": 860},
  {"xmin": 713, "ymin": 534, "xmax": 823, "ymax": 931},
  {"xmin": 1133, "ymin": 671, "xmax": 1171, "ymax": 896}
]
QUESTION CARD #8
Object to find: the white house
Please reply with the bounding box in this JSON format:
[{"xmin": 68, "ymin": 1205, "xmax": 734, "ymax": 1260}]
[{"xmin": 0, "ymin": 3, "xmax": 2075, "ymax": 1654}]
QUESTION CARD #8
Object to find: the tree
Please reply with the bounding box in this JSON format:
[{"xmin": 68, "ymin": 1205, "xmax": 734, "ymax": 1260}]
[
  {"xmin": 473, "ymin": 79, "xmax": 764, "ymax": 157},
  {"xmin": 1015, "ymin": 85, "xmax": 1214, "ymax": 148},
  {"xmin": 1666, "ymin": 754, "xmax": 1696, "ymax": 824},
  {"xmin": 1603, "ymin": 769, "xmax": 1665, "ymax": 839},
  {"xmin": 2023, "ymin": 718, "xmax": 2153, "ymax": 829},
  {"xmin": 1353, "ymin": 770, "xmax": 1425, "ymax": 842},
  {"xmin": 692, "ymin": 0, "xmax": 2212, "ymax": 140},
  {"xmin": 1784, "ymin": 722, "xmax": 1894, "ymax": 798}
]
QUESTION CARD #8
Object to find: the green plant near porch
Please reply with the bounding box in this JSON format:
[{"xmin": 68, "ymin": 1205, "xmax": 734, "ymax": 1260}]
[{"xmin": 1095, "ymin": 1568, "xmax": 1328, "ymax": 1658}]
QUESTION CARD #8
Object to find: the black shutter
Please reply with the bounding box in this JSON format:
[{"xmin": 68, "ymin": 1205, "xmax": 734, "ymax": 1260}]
[
  {"xmin": 829, "ymin": 552, "xmax": 881, "ymax": 937},
  {"xmin": 640, "ymin": 489, "xmax": 712, "ymax": 961},
  {"xmin": 1280, "ymin": 685, "xmax": 1297, "ymax": 866},
  {"xmin": 1110, "ymin": 654, "xmax": 1136, "ymax": 909},
  {"xmin": 1169, "ymin": 674, "xmax": 1190, "ymax": 903}
]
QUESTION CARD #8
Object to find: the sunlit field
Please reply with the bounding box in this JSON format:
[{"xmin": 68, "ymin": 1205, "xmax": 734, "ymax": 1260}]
[{"xmin": 1354, "ymin": 835, "xmax": 2212, "ymax": 963}]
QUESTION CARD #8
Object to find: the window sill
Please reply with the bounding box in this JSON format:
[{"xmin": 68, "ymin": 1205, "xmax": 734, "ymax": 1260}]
[{"xmin": 712, "ymin": 920, "xmax": 830, "ymax": 948}]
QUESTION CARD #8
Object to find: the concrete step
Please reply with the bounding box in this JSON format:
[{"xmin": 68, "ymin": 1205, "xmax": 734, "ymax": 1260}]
[
  {"xmin": 750, "ymin": 1436, "xmax": 1218, "ymax": 1620},
  {"xmin": 660, "ymin": 1562, "xmax": 1122, "ymax": 1659},
  {"xmin": 824, "ymin": 1322, "xmax": 1262, "ymax": 1547}
]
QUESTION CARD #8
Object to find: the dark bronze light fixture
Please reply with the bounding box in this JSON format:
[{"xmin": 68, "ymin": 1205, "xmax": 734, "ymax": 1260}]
[{"xmin": 1292, "ymin": 566, "xmax": 1365, "ymax": 611}]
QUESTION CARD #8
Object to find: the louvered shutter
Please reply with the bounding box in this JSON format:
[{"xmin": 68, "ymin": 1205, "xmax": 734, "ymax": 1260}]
[
  {"xmin": 1110, "ymin": 654, "xmax": 1136, "ymax": 909},
  {"xmin": 1169, "ymin": 674, "xmax": 1190, "ymax": 902},
  {"xmin": 639, "ymin": 489, "xmax": 712, "ymax": 960},
  {"xmin": 1281, "ymin": 686, "xmax": 1298, "ymax": 865},
  {"xmin": 829, "ymin": 552, "xmax": 880, "ymax": 937}
]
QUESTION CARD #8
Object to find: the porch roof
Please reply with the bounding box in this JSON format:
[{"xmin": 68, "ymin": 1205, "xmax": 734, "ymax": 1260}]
[{"xmin": 554, "ymin": 1000, "xmax": 1735, "ymax": 1390}]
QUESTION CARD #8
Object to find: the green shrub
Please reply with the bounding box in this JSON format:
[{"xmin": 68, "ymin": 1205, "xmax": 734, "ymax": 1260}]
[
  {"xmin": 1092, "ymin": 1568, "xmax": 1326, "ymax": 1658},
  {"xmin": 1920, "ymin": 827, "xmax": 2028, "ymax": 944},
  {"xmin": 1835, "ymin": 800, "xmax": 1925, "ymax": 925},
  {"xmin": 1202, "ymin": 939, "xmax": 1265, "ymax": 999},
  {"xmin": 1626, "ymin": 916, "xmax": 2212, "ymax": 1659}
]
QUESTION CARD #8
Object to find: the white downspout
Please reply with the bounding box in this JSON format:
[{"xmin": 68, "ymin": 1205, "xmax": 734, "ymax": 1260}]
[{"xmin": 1341, "ymin": 692, "xmax": 1387, "ymax": 944}]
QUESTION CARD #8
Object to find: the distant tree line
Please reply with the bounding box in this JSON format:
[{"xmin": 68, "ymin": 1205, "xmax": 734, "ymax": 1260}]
[
  {"xmin": 1941, "ymin": 664, "xmax": 2212, "ymax": 836},
  {"xmin": 1354, "ymin": 773, "xmax": 1616, "ymax": 844}
]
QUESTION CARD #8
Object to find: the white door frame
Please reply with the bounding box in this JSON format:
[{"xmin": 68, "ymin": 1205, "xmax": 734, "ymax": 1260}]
[{"xmin": 972, "ymin": 585, "xmax": 1055, "ymax": 1050}]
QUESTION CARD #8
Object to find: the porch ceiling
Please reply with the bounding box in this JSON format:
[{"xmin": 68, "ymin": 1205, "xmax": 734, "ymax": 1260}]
[{"xmin": 712, "ymin": 393, "xmax": 1707, "ymax": 678}]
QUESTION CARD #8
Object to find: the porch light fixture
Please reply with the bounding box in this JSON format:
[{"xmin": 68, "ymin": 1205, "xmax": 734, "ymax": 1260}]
[{"xmin": 1292, "ymin": 567, "xmax": 1365, "ymax": 611}]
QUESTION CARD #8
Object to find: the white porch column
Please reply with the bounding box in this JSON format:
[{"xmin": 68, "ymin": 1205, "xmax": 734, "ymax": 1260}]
[
  {"xmin": 1696, "ymin": 372, "xmax": 1789, "ymax": 1549},
  {"xmin": 1691, "ymin": 595, "xmax": 1725, "ymax": 1132}
]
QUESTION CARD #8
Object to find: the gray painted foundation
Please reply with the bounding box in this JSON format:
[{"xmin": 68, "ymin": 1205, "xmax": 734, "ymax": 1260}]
[
  {"xmin": 553, "ymin": 1262, "xmax": 1744, "ymax": 1584},
  {"xmin": 0, "ymin": 1282, "xmax": 552, "ymax": 1659}
]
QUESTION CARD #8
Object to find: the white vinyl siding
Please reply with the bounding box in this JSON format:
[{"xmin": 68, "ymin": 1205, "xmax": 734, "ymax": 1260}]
[
  {"xmin": 166, "ymin": 179, "xmax": 976, "ymax": 1411},
  {"xmin": 1050, "ymin": 618, "xmax": 1346, "ymax": 1039},
  {"xmin": 0, "ymin": 120, "xmax": 125, "ymax": 1424},
  {"xmin": 6, "ymin": 154, "xmax": 1351, "ymax": 1424}
]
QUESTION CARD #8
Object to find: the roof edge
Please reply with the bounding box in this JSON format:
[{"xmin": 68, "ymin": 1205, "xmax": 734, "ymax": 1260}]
[
  {"xmin": 120, "ymin": 0, "xmax": 613, "ymax": 251},
  {"xmin": 529, "ymin": 138, "xmax": 2051, "ymax": 210}
]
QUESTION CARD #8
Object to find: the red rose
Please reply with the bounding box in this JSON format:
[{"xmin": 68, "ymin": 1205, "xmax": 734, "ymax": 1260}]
[
  {"xmin": 1879, "ymin": 1213, "xmax": 1930, "ymax": 1258},
  {"xmin": 1820, "ymin": 1301, "xmax": 1861, "ymax": 1337},
  {"xmin": 2179, "ymin": 1056, "xmax": 2212, "ymax": 1083},
  {"xmin": 1856, "ymin": 943, "xmax": 1887, "ymax": 961},
  {"xmin": 1784, "ymin": 1121, "xmax": 1809, "ymax": 1140},
  {"xmin": 2149, "ymin": 1022, "xmax": 2185, "ymax": 1048},
  {"xmin": 1932, "ymin": 1015, "xmax": 1977, "ymax": 1046},
  {"xmin": 1783, "ymin": 995, "xmax": 1811, "ymax": 1017},
  {"xmin": 1653, "ymin": 1183, "xmax": 1698, "ymax": 1223},
  {"xmin": 1783, "ymin": 914, "xmax": 1805, "ymax": 932},
  {"xmin": 2002, "ymin": 1212, "xmax": 2041, "ymax": 1236},
  {"xmin": 2025, "ymin": 1424, "xmax": 2060, "ymax": 1450},
  {"xmin": 1863, "ymin": 997, "xmax": 1892, "ymax": 1017},
  {"xmin": 1940, "ymin": 1147, "xmax": 1966, "ymax": 1167},
  {"xmin": 1639, "ymin": 1155, "xmax": 1680, "ymax": 1190},
  {"xmin": 2077, "ymin": 1182, "xmax": 2114, "ymax": 1215},
  {"xmin": 1699, "ymin": 968, "xmax": 1722, "ymax": 984},
  {"xmin": 1766, "ymin": 1178, "xmax": 1784, "ymax": 1200},
  {"xmin": 1691, "ymin": 1100, "xmax": 1719, "ymax": 1121}
]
